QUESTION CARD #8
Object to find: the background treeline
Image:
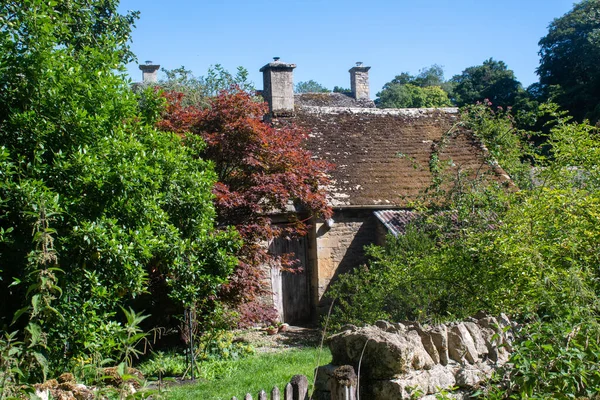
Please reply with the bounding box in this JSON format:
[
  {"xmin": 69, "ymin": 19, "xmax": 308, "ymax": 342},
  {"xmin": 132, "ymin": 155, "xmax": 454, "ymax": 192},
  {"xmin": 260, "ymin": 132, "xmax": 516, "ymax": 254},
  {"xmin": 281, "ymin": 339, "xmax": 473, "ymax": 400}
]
[{"xmin": 297, "ymin": 0, "xmax": 600, "ymax": 128}]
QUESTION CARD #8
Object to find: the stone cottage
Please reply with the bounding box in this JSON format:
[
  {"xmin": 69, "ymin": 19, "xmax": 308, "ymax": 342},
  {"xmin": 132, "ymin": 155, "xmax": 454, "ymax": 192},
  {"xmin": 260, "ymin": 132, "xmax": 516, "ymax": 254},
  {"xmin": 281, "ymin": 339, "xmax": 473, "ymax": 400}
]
[{"xmin": 259, "ymin": 59, "xmax": 510, "ymax": 324}]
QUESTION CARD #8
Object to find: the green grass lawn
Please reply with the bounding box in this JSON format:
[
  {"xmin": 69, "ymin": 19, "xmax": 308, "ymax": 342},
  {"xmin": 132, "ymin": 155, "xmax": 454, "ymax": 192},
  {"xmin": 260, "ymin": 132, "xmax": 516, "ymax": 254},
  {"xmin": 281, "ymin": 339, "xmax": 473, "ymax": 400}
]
[{"xmin": 165, "ymin": 347, "xmax": 331, "ymax": 400}]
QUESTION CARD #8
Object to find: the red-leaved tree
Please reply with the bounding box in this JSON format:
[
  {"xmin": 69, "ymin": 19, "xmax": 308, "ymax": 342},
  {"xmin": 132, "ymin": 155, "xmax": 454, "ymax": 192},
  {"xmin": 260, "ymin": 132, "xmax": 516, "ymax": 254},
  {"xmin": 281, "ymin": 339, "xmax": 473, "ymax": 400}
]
[{"xmin": 157, "ymin": 88, "xmax": 332, "ymax": 325}]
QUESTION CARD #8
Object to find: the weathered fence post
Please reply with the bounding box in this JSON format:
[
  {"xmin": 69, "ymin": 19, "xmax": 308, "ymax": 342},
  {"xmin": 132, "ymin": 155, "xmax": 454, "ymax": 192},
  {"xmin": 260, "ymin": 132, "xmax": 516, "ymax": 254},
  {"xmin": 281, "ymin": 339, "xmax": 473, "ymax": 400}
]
[
  {"xmin": 244, "ymin": 394, "xmax": 253, "ymax": 400},
  {"xmin": 271, "ymin": 386, "xmax": 281, "ymax": 400},
  {"xmin": 258, "ymin": 390, "xmax": 267, "ymax": 400},
  {"xmin": 290, "ymin": 375, "xmax": 309, "ymax": 400},
  {"xmin": 330, "ymin": 366, "xmax": 357, "ymax": 400}
]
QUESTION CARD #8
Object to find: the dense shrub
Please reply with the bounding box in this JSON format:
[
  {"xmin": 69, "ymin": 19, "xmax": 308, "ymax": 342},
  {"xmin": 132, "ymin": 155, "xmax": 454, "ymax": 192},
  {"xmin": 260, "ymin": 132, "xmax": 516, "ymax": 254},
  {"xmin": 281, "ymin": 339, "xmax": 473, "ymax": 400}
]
[
  {"xmin": 0, "ymin": 0, "xmax": 239, "ymax": 380},
  {"xmin": 327, "ymin": 103, "xmax": 600, "ymax": 397}
]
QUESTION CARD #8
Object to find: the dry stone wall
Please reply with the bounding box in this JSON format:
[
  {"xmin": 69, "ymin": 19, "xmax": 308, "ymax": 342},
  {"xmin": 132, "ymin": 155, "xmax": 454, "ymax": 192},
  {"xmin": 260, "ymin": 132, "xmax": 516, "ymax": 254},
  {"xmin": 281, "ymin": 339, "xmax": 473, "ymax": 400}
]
[{"xmin": 315, "ymin": 314, "xmax": 515, "ymax": 399}]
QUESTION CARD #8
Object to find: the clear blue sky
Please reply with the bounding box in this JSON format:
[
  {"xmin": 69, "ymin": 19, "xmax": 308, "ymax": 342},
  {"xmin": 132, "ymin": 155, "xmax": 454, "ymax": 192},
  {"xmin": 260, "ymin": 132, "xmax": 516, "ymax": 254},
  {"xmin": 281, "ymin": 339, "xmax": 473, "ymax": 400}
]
[{"xmin": 118, "ymin": 0, "xmax": 575, "ymax": 98}]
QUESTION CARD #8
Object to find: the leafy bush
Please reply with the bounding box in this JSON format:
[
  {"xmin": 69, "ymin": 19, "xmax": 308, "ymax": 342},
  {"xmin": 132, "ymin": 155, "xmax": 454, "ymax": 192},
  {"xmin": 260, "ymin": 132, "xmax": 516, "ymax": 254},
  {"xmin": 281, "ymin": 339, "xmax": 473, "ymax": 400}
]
[
  {"xmin": 328, "ymin": 104, "xmax": 600, "ymax": 396},
  {"xmin": 138, "ymin": 351, "xmax": 187, "ymax": 379},
  {"xmin": 197, "ymin": 331, "xmax": 254, "ymax": 362},
  {"xmin": 506, "ymin": 317, "xmax": 600, "ymax": 398},
  {"xmin": 0, "ymin": 0, "xmax": 240, "ymax": 377}
]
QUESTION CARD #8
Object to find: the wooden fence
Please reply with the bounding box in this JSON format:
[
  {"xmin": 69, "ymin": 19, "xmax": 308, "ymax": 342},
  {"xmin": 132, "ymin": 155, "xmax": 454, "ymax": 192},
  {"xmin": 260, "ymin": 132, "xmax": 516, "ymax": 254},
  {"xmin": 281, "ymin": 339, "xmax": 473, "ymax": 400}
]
[
  {"xmin": 231, "ymin": 374, "xmax": 308, "ymax": 400},
  {"xmin": 231, "ymin": 365, "xmax": 358, "ymax": 400}
]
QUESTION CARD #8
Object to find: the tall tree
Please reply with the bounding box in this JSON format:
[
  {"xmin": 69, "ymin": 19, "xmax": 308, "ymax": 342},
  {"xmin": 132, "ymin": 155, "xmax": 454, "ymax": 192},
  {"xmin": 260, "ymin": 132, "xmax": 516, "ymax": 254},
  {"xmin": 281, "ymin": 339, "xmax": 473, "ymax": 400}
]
[
  {"xmin": 376, "ymin": 84, "xmax": 452, "ymax": 108},
  {"xmin": 295, "ymin": 80, "xmax": 330, "ymax": 93},
  {"xmin": 538, "ymin": 0, "xmax": 600, "ymax": 121},
  {"xmin": 375, "ymin": 65, "xmax": 453, "ymax": 108},
  {"xmin": 157, "ymin": 89, "xmax": 332, "ymax": 325},
  {"xmin": 451, "ymin": 58, "xmax": 523, "ymax": 108},
  {"xmin": 0, "ymin": 0, "xmax": 238, "ymax": 372}
]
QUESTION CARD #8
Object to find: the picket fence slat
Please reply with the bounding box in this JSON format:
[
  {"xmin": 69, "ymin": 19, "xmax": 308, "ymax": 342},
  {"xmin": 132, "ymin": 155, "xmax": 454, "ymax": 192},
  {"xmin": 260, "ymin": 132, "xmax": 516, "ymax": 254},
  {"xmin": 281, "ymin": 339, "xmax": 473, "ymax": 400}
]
[
  {"xmin": 271, "ymin": 386, "xmax": 281, "ymax": 400},
  {"xmin": 284, "ymin": 382, "xmax": 293, "ymax": 400}
]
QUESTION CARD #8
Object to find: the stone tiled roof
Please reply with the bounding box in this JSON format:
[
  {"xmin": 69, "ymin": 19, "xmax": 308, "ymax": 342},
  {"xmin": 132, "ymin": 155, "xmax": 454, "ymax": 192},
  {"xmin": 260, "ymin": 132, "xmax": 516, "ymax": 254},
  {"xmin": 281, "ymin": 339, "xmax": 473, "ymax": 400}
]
[{"xmin": 287, "ymin": 106, "xmax": 510, "ymax": 208}]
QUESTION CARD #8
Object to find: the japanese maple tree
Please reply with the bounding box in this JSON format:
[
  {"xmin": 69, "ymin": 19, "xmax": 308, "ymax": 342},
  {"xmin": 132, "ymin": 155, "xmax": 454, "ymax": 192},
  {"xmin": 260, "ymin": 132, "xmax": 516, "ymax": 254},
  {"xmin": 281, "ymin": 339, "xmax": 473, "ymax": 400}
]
[{"xmin": 157, "ymin": 88, "xmax": 332, "ymax": 324}]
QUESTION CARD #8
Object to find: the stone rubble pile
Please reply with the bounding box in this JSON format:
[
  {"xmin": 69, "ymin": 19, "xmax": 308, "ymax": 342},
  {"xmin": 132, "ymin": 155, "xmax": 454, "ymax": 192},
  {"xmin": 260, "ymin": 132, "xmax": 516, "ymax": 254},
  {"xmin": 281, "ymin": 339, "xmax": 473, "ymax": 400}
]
[
  {"xmin": 35, "ymin": 368, "xmax": 143, "ymax": 400},
  {"xmin": 315, "ymin": 313, "xmax": 515, "ymax": 399}
]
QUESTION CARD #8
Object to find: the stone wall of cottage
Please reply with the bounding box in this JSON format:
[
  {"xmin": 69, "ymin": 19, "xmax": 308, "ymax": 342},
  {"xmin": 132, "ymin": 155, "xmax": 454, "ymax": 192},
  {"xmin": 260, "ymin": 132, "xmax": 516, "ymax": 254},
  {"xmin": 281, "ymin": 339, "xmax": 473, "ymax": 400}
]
[{"xmin": 313, "ymin": 210, "xmax": 384, "ymax": 312}]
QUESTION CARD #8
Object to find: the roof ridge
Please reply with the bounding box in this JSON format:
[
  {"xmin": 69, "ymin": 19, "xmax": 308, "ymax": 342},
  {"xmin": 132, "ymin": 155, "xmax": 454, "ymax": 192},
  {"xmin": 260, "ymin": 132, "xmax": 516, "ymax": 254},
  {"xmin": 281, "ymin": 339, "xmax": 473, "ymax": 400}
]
[{"xmin": 298, "ymin": 106, "xmax": 459, "ymax": 116}]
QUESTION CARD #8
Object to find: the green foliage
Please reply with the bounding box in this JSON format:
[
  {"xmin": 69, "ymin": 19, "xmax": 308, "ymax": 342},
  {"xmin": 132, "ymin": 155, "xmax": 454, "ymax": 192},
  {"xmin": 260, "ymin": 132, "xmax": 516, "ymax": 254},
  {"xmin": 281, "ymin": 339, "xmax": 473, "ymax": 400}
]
[
  {"xmin": 414, "ymin": 65, "xmax": 447, "ymax": 88},
  {"xmin": 537, "ymin": 0, "xmax": 600, "ymax": 122},
  {"xmin": 451, "ymin": 58, "xmax": 523, "ymax": 107},
  {"xmin": 326, "ymin": 224, "xmax": 444, "ymax": 328},
  {"xmin": 197, "ymin": 330, "xmax": 254, "ymax": 362},
  {"xmin": 118, "ymin": 307, "xmax": 150, "ymax": 367},
  {"xmin": 0, "ymin": 331, "xmax": 27, "ymax": 399},
  {"xmin": 383, "ymin": 65, "xmax": 449, "ymax": 89},
  {"xmin": 0, "ymin": 0, "xmax": 239, "ymax": 377},
  {"xmin": 506, "ymin": 318, "xmax": 600, "ymax": 398},
  {"xmin": 376, "ymin": 84, "xmax": 452, "ymax": 108},
  {"xmin": 295, "ymin": 80, "xmax": 331, "ymax": 93},
  {"xmin": 333, "ymin": 86, "xmax": 351, "ymax": 94},
  {"xmin": 376, "ymin": 65, "xmax": 453, "ymax": 108},
  {"xmin": 138, "ymin": 351, "xmax": 187, "ymax": 379},
  {"xmin": 137, "ymin": 331, "xmax": 254, "ymax": 382},
  {"xmin": 140, "ymin": 64, "xmax": 255, "ymax": 109},
  {"xmin": 460, "ymin": 102, "xmax": 534, "ymax": 189}
]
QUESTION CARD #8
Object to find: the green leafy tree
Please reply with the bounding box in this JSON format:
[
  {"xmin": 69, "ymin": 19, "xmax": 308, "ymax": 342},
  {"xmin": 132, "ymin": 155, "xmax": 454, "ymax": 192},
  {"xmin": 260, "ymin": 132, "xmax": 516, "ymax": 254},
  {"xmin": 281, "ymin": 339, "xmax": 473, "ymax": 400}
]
[
  {"xmin": 376, "ymin": 84, "xmax": 452, "ymax": 108},
  {"xmin": 0, "ymin": 0, "xmax": 239, "ymax": 374},
  {"xmin": 136, "ymin": 64, "xmax": 254, "ymax": 109},
  {"xmin": 333, "ymin": 86, "xmax": 351, "ymax": 94},
  {"xmin": 537, "ymin": 0, "xmax": 600, "ymax": 121},
  {"xmin": 413, "ymin": 64, "xmax": 447, "ymax": 89},
  {"xmin": 451, "ymin": 58, "xmax": 523, "ymax": 107},
  {"xmin": 295, "ymin": 80, "xmax": 330, "ymax": 93},
  {"xmin": 376, "ymin": 65, "xmax": 453, "ymax": 108},
  {"xmin": 382, "ymin": 65, "xmax": 447, "ymax": 88}
]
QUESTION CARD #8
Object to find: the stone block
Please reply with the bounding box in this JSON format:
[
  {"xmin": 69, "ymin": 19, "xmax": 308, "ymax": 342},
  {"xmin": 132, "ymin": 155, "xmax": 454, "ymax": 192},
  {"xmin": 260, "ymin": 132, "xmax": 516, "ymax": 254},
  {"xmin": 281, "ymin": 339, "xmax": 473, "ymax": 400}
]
[
  {"xmin": 448, "ymin": 324, "xmax": 479, "ymax": 364},
  {"xmin": 430, "ymin": 324, "xmax": 449, "ymax": 366},
  {"xmin": 368, "ymin": 365, "xmax": 456, "ymax": 399}
]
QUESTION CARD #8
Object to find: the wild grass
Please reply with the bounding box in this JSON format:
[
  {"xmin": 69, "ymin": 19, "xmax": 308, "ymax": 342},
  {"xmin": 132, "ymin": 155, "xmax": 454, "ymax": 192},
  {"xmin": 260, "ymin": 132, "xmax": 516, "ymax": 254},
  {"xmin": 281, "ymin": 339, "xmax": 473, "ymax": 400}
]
[{"xmin": 166, "ymin": 347, "xmax": 331, "ymax": 400}]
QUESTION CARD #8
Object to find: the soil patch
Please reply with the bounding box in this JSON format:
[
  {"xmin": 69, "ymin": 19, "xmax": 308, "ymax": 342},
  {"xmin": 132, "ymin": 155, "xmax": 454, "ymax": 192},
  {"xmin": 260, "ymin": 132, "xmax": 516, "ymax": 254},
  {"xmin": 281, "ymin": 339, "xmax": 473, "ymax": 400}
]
[{"xmin": 233, "ymin": 326, "xmax": 322, "ymax": 353}]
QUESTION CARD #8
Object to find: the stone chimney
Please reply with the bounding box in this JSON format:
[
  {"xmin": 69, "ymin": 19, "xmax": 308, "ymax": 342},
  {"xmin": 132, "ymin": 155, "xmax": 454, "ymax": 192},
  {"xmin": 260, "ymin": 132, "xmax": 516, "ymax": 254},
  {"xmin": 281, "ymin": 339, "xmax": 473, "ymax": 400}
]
[
  {"xmin": 349, "ymin": 62, "xmax": 371, "ymax": 100},
  {"xmin": 260, "ymin": 57, "xmax": 296, "ymax": 116},
  {"xmin": 139, "ymin": 60, "xmax": 160, "ymax": 83}
]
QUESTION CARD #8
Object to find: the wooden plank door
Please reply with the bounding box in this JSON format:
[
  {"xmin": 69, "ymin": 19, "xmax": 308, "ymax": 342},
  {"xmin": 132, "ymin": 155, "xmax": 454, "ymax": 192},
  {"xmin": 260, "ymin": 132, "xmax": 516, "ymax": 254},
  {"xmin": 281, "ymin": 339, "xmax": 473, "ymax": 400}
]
[{"xmin": 270, "ymin": 236, "xmax": 311, "ymax": 325}]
